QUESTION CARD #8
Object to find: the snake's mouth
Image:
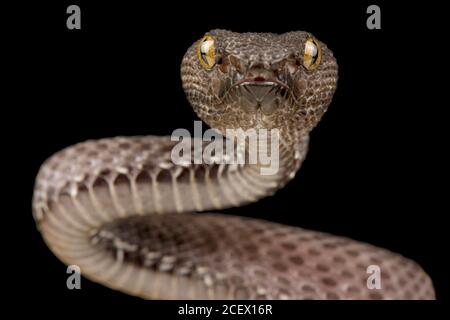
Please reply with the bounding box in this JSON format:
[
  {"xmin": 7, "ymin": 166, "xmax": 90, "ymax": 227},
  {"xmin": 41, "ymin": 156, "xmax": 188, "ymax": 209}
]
[{"xmin": 232, "ymin": 77, "xmax": 289, "ymax": 115}]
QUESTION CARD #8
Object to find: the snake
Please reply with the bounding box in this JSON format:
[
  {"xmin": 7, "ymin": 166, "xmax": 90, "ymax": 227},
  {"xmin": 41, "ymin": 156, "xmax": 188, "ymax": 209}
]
[{"xmin": 32, "ymin": 30, "xmax": 435, "ymax": 300}]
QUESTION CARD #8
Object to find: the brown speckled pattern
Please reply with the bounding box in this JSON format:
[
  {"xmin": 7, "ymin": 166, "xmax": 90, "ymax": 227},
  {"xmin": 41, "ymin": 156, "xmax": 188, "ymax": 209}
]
[
  {"xmin": 32, "ymin": 30, "xmax": 435, "ymax": 300},
  {"xmin": 93, "ymin": 214, "xmax": 434, "ymax": 299}
]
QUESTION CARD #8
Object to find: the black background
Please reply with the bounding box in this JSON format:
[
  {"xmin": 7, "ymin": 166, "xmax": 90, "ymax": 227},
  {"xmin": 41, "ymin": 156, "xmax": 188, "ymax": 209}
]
[{"xmin": 18, "ymin": 0, "xmax": 447, "ymax": 316}]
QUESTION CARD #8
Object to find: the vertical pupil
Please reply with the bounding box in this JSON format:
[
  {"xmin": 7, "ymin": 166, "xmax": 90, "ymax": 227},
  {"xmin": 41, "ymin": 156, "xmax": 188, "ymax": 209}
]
[
  {"xmin": 200, "ymin": 39, "xmax": 214, "ymax": 65},
  {"xmin": 201, "ymin": 42, "xmax": 209, "ymax": 62},
  {"xmin": 201, "ymin": 50, "xmax": 208, "ymax": 61},
  {"xmin": 310, "ymin": 48, "xmax": 317, "ymax": 63}
]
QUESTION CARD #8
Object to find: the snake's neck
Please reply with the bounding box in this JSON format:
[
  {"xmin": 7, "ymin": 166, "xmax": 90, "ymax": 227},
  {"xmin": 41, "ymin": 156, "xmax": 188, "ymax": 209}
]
[{"xmin": 217, "ymin": 128, "xmax": 309, "ymax": 197}]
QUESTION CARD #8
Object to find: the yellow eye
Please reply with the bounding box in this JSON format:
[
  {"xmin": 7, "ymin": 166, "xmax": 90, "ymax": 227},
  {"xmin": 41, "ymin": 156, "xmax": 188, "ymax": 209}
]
[
  {"xmin": 197, "ymin": 35, "xmax": 216, "ymax": 70},
  {"xmin": 303, "ymin": 37, "xmax": 322, "ymax": 70}
]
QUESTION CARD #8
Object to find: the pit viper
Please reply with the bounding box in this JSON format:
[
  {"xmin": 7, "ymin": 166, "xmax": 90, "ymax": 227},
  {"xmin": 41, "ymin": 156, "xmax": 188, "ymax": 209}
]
[{"xmin": 32, "ymin": 30, "xmax": 435, "ymax": 299}]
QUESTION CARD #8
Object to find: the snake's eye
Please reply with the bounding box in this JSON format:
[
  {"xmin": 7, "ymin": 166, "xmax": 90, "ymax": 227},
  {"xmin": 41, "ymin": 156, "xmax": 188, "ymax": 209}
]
[
  {"xmin": 197, "ymin": 35, "xmax": 216, "ymax": 70},
  {"xmin": 303, "ymin": 37, "xmax": 322, "ymax": 70}
]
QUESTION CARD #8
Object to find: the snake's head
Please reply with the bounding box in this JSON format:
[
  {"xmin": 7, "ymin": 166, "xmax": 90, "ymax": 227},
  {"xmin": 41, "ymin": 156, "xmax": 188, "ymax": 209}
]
[{"xmin": 181, "ymin": 29, "xmax": 338, "ymax": 136}]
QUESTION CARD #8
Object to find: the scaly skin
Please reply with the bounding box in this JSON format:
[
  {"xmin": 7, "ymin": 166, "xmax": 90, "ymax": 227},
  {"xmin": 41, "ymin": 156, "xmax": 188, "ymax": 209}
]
[{"xmin": 32, "ymin": 30, "xmax": 435, "ymax": 299}]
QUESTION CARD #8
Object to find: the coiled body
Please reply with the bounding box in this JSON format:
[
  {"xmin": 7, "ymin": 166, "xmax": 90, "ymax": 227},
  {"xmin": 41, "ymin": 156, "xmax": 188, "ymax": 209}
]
[{"xmin": 32, "ymin": 30, "xmax": 435, "ymax": 299}]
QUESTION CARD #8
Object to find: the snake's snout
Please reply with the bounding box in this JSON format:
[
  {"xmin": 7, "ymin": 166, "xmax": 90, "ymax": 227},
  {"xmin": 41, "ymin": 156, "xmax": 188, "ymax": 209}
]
[{"xmin": 232, "ymin": 67, "xmax": 289, "ymax": 115}]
